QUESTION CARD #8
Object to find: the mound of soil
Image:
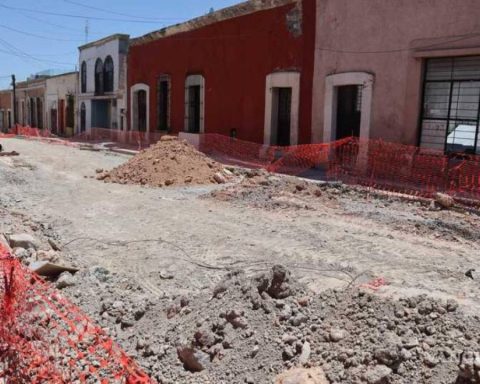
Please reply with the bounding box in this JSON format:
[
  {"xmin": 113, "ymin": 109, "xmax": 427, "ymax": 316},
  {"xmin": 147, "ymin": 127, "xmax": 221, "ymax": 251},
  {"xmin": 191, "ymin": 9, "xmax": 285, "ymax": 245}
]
[
  {"xmin": 62, "ymin": 264, "xmax": 480, "ymax": 384},
  {"xmin": 102, "ymin": 136, "xmax": 227, "ymax": 187}
]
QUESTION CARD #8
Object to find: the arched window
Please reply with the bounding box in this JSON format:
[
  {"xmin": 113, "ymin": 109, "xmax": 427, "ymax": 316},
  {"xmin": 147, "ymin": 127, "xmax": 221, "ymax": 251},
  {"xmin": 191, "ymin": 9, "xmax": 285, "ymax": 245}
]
[
  {"xmin": 103, "ymin": 56, "xmax": 114, "ymax": 93},
  {"xmin": 81, "ymin": 61, "xmax": 87, "ymax": 93},
  {"xmin": 95, "ymin": 58, "xmax": 104, "ymax": 95},
  {"xmin": 80, "ymin": 103, "xmax": 86, "ymax": 132}
]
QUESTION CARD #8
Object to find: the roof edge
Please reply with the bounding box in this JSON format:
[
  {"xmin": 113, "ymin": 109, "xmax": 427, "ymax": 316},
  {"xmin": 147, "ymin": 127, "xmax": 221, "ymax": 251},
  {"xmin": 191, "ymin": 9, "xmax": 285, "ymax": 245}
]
[
  {"xmin": 131, "ymin": 0, "xmax": 298, "ymax": 46},
  {"xmin": 79, "ymin": 33, "xmax": 130, "ymax": 51}
]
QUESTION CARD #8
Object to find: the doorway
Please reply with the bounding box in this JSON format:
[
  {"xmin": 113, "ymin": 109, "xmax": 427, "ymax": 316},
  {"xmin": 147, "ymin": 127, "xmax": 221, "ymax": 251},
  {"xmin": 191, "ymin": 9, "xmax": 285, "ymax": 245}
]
[
  {"xmin": 184, "ymin": 75, "xmax": 205, "ymax": 133},
  {"xmin": 137, "ymin": 90, "xmax": 147, "ymax": 132},
  {"xmin": 59, "ymin": 100, "xmax": 65, "ymax": 135},
  {"xmin": 274, "ymin": 87, "xmax": 292, "ymax": 146},
  {"xmin": 187, "ymin": 85, "xmax": 201, "ymax": 133},
  {"xmin": 80, "ymin": 103, "xmax": 86, "ymax": 132},
  {"xmin": 336, "ymin": 85, "xmax": 361, "ymax": 140},
  {"xmin": 91, "ymin": 100, "xmax": 111, "ymax": 129},
  {"xmin": 51, "ymin": 109, "xmax": 58, "ymax": 134}
]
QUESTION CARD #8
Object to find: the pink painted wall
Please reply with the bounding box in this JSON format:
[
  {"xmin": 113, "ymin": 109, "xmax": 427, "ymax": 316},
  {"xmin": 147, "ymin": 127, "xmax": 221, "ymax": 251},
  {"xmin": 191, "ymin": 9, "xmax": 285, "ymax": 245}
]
[{"xmin": 311, "ymin": 0, "xmax": 480, "ymax": 145}]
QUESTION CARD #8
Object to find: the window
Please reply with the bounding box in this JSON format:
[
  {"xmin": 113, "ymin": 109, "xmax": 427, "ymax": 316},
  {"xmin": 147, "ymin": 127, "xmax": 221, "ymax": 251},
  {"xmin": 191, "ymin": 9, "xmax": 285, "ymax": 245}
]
[
  {"xmin": 104, "ymin": 56, "xmax": 114, "ymax": 92},
  {"xmin": 81, "ymin": 61, "xmax": 87, "ymax": 93},
  {"xmin": 420, "ymin": 56, "xmax": 480, "ymax": 154},
  {"xmin": 157, "ymin": 75, "xmax": 170, "ymax": 131},
  {"xmin": 95, "ymin": 58, "xmax": 104, "ymax": 95}
]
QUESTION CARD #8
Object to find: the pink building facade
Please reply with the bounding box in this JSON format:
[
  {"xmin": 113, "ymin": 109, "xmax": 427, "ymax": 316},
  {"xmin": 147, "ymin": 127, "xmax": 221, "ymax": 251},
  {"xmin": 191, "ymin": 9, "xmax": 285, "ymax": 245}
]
[{"xmin": 312, "ymin": 0, "xmax": 480, "ymax": 155}]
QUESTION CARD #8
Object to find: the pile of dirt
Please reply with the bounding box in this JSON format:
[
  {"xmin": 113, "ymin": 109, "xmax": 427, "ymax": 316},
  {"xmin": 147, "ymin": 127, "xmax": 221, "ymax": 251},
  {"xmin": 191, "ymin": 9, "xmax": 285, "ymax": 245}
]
[
  {"xmin": 60, "ymin": 264, "xmax": 480, "ymax": 384},
  {"xmin": 100, "ymin": 136, "xmax": 229, "ymax": 187}
]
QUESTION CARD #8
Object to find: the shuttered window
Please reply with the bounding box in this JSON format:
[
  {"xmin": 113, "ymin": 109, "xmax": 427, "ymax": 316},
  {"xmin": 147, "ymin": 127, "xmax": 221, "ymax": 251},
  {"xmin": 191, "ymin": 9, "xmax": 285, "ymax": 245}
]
[{"xmin": 420, "ymin": 56, "xmax": 480, "ymax": 154}]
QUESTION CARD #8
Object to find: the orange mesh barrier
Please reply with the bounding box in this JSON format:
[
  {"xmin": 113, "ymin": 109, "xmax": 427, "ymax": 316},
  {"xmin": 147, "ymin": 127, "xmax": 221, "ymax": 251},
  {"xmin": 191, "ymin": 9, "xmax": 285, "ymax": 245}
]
[
  {"xmin": 0, "ymin": 244, "xmax": 155, "ymax": 383},
  {"xmin": 2, "ymin": 127, "xmax": 480, "ymax": 202}
]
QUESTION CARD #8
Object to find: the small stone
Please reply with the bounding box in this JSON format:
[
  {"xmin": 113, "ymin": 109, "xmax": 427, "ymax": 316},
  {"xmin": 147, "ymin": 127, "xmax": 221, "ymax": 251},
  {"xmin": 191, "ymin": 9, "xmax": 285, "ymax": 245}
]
[
  {"xmin": 213, "ymin": 172, "xmax": 227, "ymax": 184},
  {"xmin": 56, "ymin": 272, "xmax": 76, "ymax": 289},
  {"xmin": 403, "ymin": 338, "xmax": 419, "ymax": 349},
  {"xmin": 274, "ymin": 367, "xmax": 329, "ymax": 384},
  {"xmin": 8, "ymin": 233, "xmax": 40, "ymax": 250},
  {"xmin": 329, "ymin": 328, "xmax": 347, "ymax": 342},
  {"xmin": 13, "ymin": 247, "xmax": 29, "ymax": 260},
  {"xmin": 435, "ymin": 192, "xmax": 455, "ymax": 209},
  {"xmin": 282, "ymin": 334, "xmax": 297, "ymax": 345},
  {"xmin": 159, "ymin": 270, "xmax": 174, "ymax": 280},
  {"xmin": 363, "ymin": 365, "xmax": 392, "ymax": 384},
  {"xmin": 177, "ymin": 346, "xmax": 210, "ymax": 372},
  {"xmin": 424, "ymin": 353, "xmax": 439, "ymax": 367},
  {"xmin": 95, "ymin": 168, "xmax": 104, "ymax": 174},
  {"xmin": 446, "ymin": 299, "xmax": 459, "ymax": 313},
  {"xmin": 298, "ymin": 342, "xmax": 311, "ymax": 365}
]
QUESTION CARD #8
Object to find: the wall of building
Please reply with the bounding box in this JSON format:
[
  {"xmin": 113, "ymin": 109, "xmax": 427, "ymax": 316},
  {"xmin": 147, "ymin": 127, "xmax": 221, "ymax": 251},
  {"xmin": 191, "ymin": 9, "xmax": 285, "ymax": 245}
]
[
  {"xmin": 312, "ymin": 0, "xmax": 480, "ymax": 145},
  {"xmin": 15, "ymin": 79, "xmax": 47, "ymax": 128},
  {"xmin": 128, "ymin": 0, "xmax": 316, "ymax": 144},
  {"xmin": 0, "ymin": 90, "xmax": 13, "ymax": 131},
  {"xmin": 78, "ymin": 35, "xmax": 128, "ymax": 132},
  {"xmin": 45, "ymin": 72, "xmax": 78, "ymax": 135}
]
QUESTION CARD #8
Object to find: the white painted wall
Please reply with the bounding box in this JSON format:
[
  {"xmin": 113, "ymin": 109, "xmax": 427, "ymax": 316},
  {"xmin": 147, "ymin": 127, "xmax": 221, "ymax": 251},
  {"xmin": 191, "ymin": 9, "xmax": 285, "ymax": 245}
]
[
  {"xmin": 45, "ymin": 72, "xmax": 78, "ymax": 132},
  {"xmin": 77, "ymin": 36, "xmax": 128, "ymax": 133}
]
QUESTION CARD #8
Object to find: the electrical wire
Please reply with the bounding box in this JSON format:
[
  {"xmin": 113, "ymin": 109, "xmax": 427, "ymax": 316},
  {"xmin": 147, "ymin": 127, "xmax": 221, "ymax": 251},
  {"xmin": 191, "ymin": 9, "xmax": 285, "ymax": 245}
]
[
  {"xmin": 0, "ymin": 38, "xmax": 76, "ymax": 66},
  {"xmin": 14, "ymin": 9, "xmax": 100, "ymax": 37},
  {"xmin": 0, "ymin": 24, "xmax": 83, "ymax": 42},
  {"xmin": 0, "ymin": 3, "xmax": 178, "ymax": 24},
  {"xmin": 62, "ymin": 0, "xmax": 181, "ymax": 22}
]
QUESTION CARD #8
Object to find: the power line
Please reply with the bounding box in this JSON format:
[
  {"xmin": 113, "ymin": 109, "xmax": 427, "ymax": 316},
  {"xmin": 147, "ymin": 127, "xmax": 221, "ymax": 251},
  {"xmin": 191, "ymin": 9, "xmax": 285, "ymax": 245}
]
[
  {"xmin": 16, "ymin": 9, "xmax": 96, "ymax": 36},
  {"xmin": 63, "ymin": 0, "xmax": 178, "ymax": 22},
  {"xmin": 0, "ymin": 38, "xmax": 76, "ymax": 66},
  {"xmin": 0, "ymin": 24, "xmax": 83, "ymax": 42},
  {"xmin": 0, "ymin": 3, "xmax": 179, "ymax": 24}
]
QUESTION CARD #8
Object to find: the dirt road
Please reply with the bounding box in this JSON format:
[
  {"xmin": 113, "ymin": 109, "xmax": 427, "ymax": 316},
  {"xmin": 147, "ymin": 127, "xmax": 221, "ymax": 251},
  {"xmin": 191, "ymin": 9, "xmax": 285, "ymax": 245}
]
[{"xmin": 0, "ymin": 138, "xmax": 479, "ymax": 314}]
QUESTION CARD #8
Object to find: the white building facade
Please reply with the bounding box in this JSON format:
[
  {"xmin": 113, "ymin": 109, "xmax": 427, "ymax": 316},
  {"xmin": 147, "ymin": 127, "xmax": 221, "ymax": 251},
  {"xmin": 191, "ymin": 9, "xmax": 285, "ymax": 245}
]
[
  {"xmin": 77, "ymin": 34, "xmax": 129, "ymax": 134},
  {"xmin": 45, "ymin": 72, "xmax": 78, "ymax": 136}
]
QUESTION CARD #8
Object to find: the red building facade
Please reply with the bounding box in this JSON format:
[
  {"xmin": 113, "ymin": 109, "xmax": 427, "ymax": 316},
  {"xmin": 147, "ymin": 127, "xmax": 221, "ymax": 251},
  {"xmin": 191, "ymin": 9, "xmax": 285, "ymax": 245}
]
[{"xmin": 128, "ymin": 0, "xmax": 315, "ymax": 145}]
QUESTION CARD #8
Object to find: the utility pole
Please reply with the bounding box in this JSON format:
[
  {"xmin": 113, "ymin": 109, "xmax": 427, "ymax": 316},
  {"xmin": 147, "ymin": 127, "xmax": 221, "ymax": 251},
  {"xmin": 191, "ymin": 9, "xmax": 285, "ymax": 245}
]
[
  {"xmin": 85, "ymin": 19, "xmax": 89, "ymax": 44},
  {"xmin": 11, "ymin": 74, "xmax": 16, "ymax": 126}
]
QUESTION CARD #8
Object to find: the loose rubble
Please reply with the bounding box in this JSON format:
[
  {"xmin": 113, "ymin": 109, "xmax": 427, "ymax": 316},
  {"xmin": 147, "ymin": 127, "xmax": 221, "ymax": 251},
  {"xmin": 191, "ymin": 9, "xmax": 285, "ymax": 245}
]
[
  {"xmin": 208, "ymin": 171, "xmax": 480, "ymax": 243},
  {"xmin": 100, "ymin": 136, "xmax": 230, "ymax": 187},
  {"xmin": 59, "ymin": 263, "xmax": 480, "ymax": 384}
]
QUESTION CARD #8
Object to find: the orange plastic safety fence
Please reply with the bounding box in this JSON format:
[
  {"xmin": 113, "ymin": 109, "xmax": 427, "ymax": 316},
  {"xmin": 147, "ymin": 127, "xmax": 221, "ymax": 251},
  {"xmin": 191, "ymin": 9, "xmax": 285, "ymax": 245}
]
[
  {"xmin": 0, "ymin": 244, "xmax": 155, "ymax": 384},
  {"xmin": 3, "ymin": 126, "xmax": 480, "ymax": 202}
]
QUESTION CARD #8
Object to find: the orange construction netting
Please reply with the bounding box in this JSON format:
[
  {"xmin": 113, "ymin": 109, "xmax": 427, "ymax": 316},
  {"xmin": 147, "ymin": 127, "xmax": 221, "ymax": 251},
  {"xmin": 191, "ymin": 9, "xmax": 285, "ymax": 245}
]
[
  {"xmin": 0, "ymin": 244, "xmax": 155, "ymax": 384},
  {"xmin": 1, "ymin": 126, "xmax": 479, "ymax": 203}
]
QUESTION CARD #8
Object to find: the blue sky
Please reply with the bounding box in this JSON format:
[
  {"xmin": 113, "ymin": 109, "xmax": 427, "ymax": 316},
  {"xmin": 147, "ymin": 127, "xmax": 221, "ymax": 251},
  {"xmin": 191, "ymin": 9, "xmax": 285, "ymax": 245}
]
[{"xmin": 0, "ymin": 0, "xmax": 240, "ymax": 89}]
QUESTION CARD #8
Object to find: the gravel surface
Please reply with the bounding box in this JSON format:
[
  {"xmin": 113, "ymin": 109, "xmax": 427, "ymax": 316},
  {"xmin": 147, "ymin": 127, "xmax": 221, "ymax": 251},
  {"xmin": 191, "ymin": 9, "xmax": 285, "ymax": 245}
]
[{"xmin": 1, "ymin": 138, "xmax": 480, "ymax": 383}]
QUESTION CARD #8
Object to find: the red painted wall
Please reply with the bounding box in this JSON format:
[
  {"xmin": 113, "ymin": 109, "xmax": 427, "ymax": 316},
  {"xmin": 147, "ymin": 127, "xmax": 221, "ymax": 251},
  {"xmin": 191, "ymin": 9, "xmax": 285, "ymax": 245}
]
[{"xmin": 128, "ymin": 0, "xmax": 315, "ymax": 144}]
